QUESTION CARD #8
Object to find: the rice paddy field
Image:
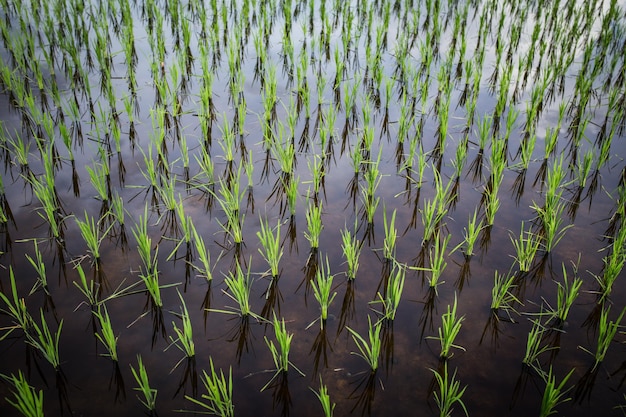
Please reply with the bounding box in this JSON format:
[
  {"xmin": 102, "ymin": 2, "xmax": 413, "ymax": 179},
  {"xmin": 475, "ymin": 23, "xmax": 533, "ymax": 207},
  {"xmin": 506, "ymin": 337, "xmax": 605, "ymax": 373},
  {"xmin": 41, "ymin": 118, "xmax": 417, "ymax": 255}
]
[{"xmin": 1, "ymin": 0, "xmax": 626, "ymax": 415}]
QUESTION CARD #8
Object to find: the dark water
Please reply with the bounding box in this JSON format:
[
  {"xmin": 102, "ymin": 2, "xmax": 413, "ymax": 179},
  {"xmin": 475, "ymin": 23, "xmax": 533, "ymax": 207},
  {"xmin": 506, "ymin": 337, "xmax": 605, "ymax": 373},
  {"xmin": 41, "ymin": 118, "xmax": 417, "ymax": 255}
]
[{"xmin": 1, "ymin": 0, "xmax": 626, "ymax": 416}]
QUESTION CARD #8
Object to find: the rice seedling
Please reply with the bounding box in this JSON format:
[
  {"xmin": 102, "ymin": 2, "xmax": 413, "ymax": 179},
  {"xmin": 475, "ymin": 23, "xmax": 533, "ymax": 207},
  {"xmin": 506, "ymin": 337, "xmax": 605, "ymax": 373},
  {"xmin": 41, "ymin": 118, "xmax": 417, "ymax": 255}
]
[
  {"xmin": 309, "ymin": 255, "xmax": 337, "ymax": 329},
  {"xmin": 25, "ymin": 240, "xmax": 48, "ymax": 295},
  {"xmin": 382, "ymin": 208, "xmax": 397, "ymax": 261},
  {"xmin": 509, "ymin": 222, "xmax": 541, "ymax": 273},
  {"xmin": 304, "ymin": 200, "xmax": 323, "ymax": 250},
  {"xmin": 371, "ymin": 261, "xmax": 406, "ymax": 322},
  {"xmin": 429, "ymin": 294, "xmax": 465, "ymax": 359},
  {"xmin": 347, "ymin": 316, "xmax": 383, "ymax": 373},
  {"xmin": 190, "ymin": 222, "xmax": 214, "ymax": 282},
  {"xmin": 257, "ymin": 217, "xmax": 283, "ymax": 279},
  {"xmin": 452, "ymin": 209, "xmax": 483, "ymax": 259},
  {"xmin": 25, "ymin": 309, "xmax": 63, "ymax": 370},
  {"xmin": 420, "ymin": 170, "xmax": 451, "ymax": 244},
  {"xmin": 539, "ymin": 367, "xmax": 575, "ymax": 417},
  {"xmin": 554, "ymin": 263, "xmax": 582, "ymax": 325},
  {"xmin": 168, "ymin": 290, "xmax": 195, "ymax": 360},
  {"xmin": 532, "ymin": 199, "xmax": 572, "ymax": 254},
  {"xmin": 579, "ymin": 305, "xmax": 625, "ymax": 371},
  {"xmin": 0, "ymin": 267, "xmax": 32, "ymax": 341},
  {"xmin": 523, "ymin": 318, "xmax": 553, "ymax": 374},
  {"xmin": 426, "ymin": 232, "xmax": 451, "ymax": 293},
  {"xmin": 132, "ymin": 206, "xmax": 163, "ymax": 307},
  {"xmin": 341, "ymin": 221, "xmax": 362, "ymax": 280},
  {"xmin": 185, "ymin": 358, "xmax": 234, "ymax": 417},
  {"xmin": 1, "ymin": 370, "xmax": 44, "ymax": 417},
  {"xmin": 214, "ymin": 166, "xmax": 246, "ymax": 243},
  {"xmin": 218, "ymin": 262, "xmax": 255, "ymax": 318},
  {"xmin": 130, "ymin": 355, "xmax": 157, "ymax": 412},
  {"xmin": 490, "ymin": 270, "xmax": 521, "ymax": 317},
  {"xmin": 75, "ymin": 211, "xmax": 112, "ymax": 265},
  {"xmin": 93, "ymin": 304, "xmax": 119, "ymax": 362},
  {"xmin": 429, "ymin": 362, "xmax": 468, "ymax": 417},
  {"xmin": 263, "ymin": 314, "xmax": 304, "ymax": 390},
  {"xmin": 311, "ymin": 377, "xmax": 335, "ymax": 417}
]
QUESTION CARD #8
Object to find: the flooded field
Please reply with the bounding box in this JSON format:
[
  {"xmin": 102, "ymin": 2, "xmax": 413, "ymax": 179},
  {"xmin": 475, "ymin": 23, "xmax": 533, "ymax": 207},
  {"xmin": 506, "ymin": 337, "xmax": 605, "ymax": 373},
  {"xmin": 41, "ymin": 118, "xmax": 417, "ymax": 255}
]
[{"xmin": 1, "ymin": 0, "xmax": 626, "ymax": 416}]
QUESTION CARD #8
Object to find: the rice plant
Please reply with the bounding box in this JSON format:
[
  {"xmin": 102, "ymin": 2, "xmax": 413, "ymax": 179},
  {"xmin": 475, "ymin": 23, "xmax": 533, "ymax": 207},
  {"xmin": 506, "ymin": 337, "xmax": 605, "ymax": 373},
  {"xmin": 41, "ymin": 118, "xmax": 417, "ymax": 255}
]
[
  {"xmin": 256, "ymin": 217, "xmax": 283, "ymax": 279},
  {"xmin": 75, "ymin": 211, "xmax": 112, "ymax": 265},
  {"xmin": 453, "ymin": 209, "xmax": 483, "ymax": 258},
  {"xmin": 509, "ymin": 222, "xmax": 541, "ymax": 273},
  {"xmin": 427, "ymin": 232, "xmax": 451, "ymax": 293},
  {"xmin": 579, "ymin": 305, "xmax": 625, "ymax": 371},
  {"xmin": 263, "ymin": 315, "xmax": 304, "ymax": 390},
  {"xmin": 0, "ymin": 267, "xmax": 32, "ymax": 340},
  {"xmin": 347, "ymin": 316, "xmax": 383, "ymax": 373},
  {"xmin": 491, "ymin": 270, "xmax": 521, "ymax": 316},
  {"xmin": 93, "ymin": 304, "xmax": 119, "ymax": 362},
  {"xmin": 554, "ymin": 263, "xmax": 582, "ymax": 324},
  {"xmin": 539, "ymin": 367, "xmax": 575, "ymax": 417},
  {"xmin": 185, "ymin": 358, "xmax": 234, "ymax": 417},
  {"xmin": 371, "ymin": 261, "xmax": 406, "ymax": 322},
  {"xmin": 1, "ymin": 371, "xmax": 44, "ymax": 417},
  {"xmin": 523, "ymin": 318, "xmax": 553, "ymax": 373},
  {"xmin": 219, "ymin": 262, "xmax": 254, "ymax": 318},
  {"xmin": 25, "ymin": 310, "xmax": 63, "ymax": 370},
  {"xmin": 429, "ymin": 294, "xmax": 465, "ymax": 359},
  {"xmin": 168, "ymin": 290, "xmax": 195, "ymax": 360},
  {"xmin": 429, "ymin": 362, "xmax": 469, "ymax": 417},
  {"xmin": 130, "ymin": 355, "xmax": 157, "ymax": 412},
  {"xmin": 304, "ymin": 200, "xmax": 323, "ymax": 250},
  {"xmin": 25, "ymin": 240, "xmax": 48, "ymax": 295},
  {"xmin": 382, "ymin": 207, "xmax": 398, "ymax": 261},
  {"xmin": 311, "ymin": 377, "xmax": 335, "ymax": 417},
  {"xmin": 309, "ymin": 255, "xmax": 337, "ymax": 328},
  {"xmin": 340, "ymin": 222, "xmax": 362, "ymax": 280}
]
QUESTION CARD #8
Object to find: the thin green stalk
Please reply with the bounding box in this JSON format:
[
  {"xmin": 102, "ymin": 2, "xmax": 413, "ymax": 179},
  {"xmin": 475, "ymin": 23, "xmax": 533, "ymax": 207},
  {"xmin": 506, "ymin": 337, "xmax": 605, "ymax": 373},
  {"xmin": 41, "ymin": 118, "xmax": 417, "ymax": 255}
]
[
  {"xmin": 257, "ymin": 217, "xmax": 283, "ymax": 279},
  {"xmin": 311, "ymin": 377, "xmax": 335, "ymax": 417},
  {"xmin": 341, "ymin": 222, "xmax": 362, "ymax": 280},
  {"xmin": 347, "ymin": 316, "xmax": 382, "ymax": 372},
  {"xmin": 1, "ymin": 371, "xmax": 44, "ymax": 417},
  {"xmin": 429, "ymin": 362, "xmax": 469, "ymax": 417},
  {"xmin": 93, "ymin": 304, "xmax": 119, "ymax": 361},
  {"xmin": 304, "ymin": 201, "xmax": 323, "ymax": 249},
  {"xmin": 429, "ymin": 294, "xmax": 465, "ymax": 359},
  {"xmin": 310, "ymin": 255, "xmax": 337, "ymax": 327},
  {"xmin": 130, "ymin": 355, "xmax": 157, "ymax": 412},
  {"xmin": 185, "ymin": 358, "xmax": 233, "ymax": 417},
  {"xmin": 579, "ymin": 305, "xmax": 625, "ymax": 370},
  {"xmin": 25, "ymin": 310, "xmax": 63, "ymax": 370},
  {"xmin": 168, "ymin": 290, "xmax": 195, "ymax": 359},
  {"xmin": 371, "ymin": 261, "xmax": 406, "ymax": 321},
  {"xmin": 540, "ymin": 367, "xmax": 575, "ymax": 417}
]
